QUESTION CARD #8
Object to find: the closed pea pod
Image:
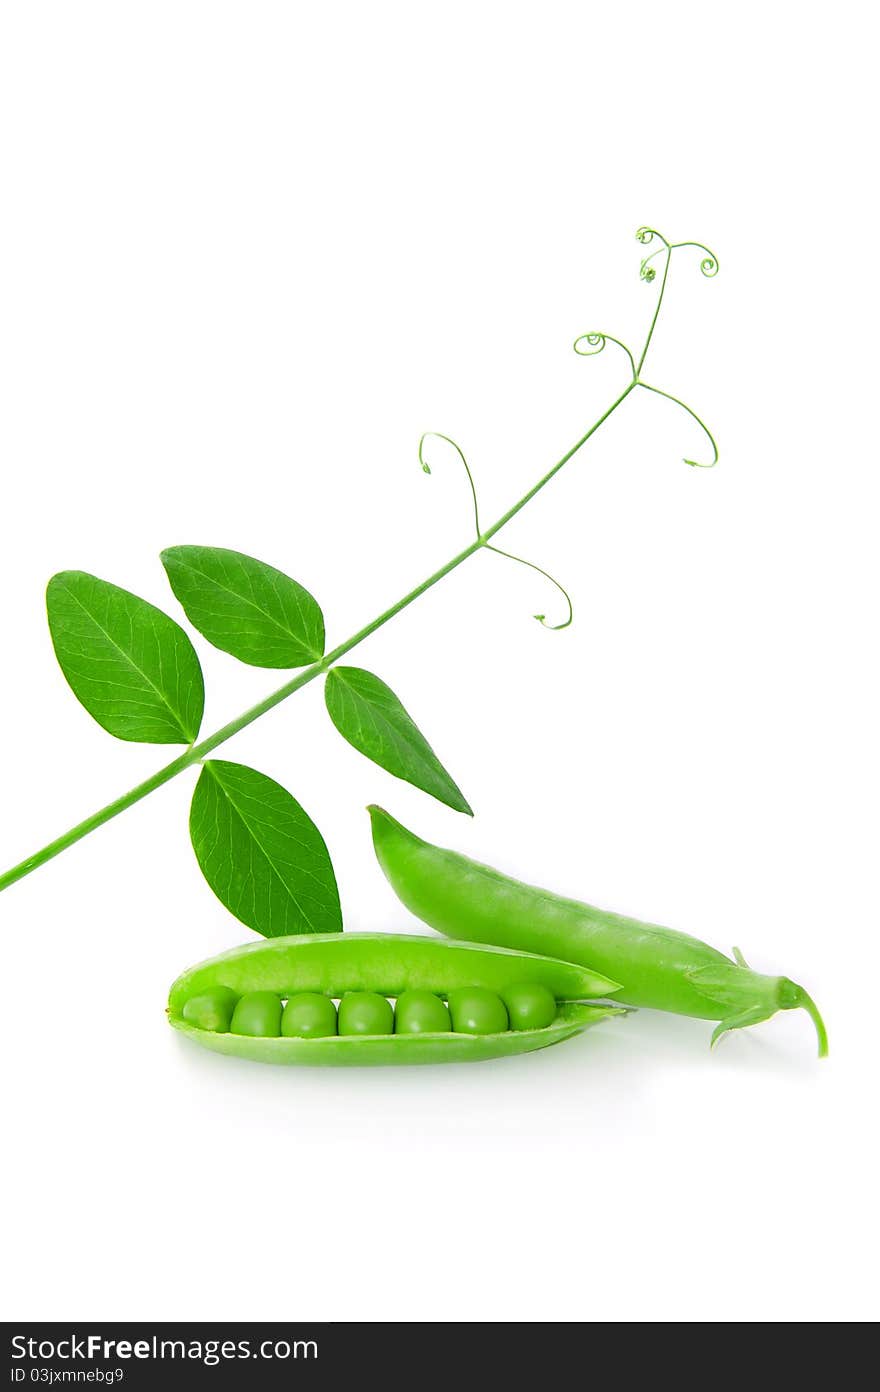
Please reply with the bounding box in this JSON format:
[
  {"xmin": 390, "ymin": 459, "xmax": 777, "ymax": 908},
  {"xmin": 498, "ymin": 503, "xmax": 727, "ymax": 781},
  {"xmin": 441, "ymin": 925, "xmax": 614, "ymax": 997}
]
[
  {"xmin": 368, "ymin": 806, "xmax": 828, "ymax": 1055},
  {"xmin": 168, "ymin": 933, "xmax": 622, "ymax": 1067}
]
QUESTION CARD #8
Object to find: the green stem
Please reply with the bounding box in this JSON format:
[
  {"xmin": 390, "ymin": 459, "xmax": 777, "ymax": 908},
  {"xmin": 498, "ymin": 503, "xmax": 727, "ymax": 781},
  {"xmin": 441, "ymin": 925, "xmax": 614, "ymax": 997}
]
[
  {"xmin": 0, "ymin": 385, "xmax": 637, "ymax": 896},
  {"xmin": 479, "ymin": 383, "xmax": 636, "ymax": 541},
  {"xmin": 797, "ymin": 988, "xmax": 829, "ymax": 1059},
  {"xmin": 636, "ymin": 241, "xmax": 672, "ymax": 376},
  {"xmin": 5, "ymin": 219, "xmax": 707, "ymax": 904}
]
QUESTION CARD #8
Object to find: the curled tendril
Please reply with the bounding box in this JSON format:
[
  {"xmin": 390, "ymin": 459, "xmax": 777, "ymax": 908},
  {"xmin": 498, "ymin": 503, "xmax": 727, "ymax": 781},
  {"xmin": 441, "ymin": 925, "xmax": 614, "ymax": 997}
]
[
  {"xmin": 639, "ymin": 246, "xmax": 667, "ymax": 282},
  {"xmin": 485, "ymin": 544, "xmax": 573, "ymax": 630},
  {"xmin": 635, "ymin": 231, "xmax": 719, "ymax": 283},
  {"xmin": 573, "ymin": 332, "xmax": 637, "ymax": 380},
  {"xmin": 635, "ymin": 226, "xmax": 670, "ymax": 249},
  {"xmin": 638, "ymin": 382, "xmax": 719, "ymax": 468},
  {"xmin": 634, "ymin": 226, "xmax": 719, "ymax": 378},
  {"xmin": 418, "ymin": 431, "xmax": 482, "ymax": 535},
  {"xmin": 418, "ymin": 432, "xmax": 573, "ymax": 629},
  {"xmin": 573, "ymin": 332, "xmax": 605, "ymax": 356},
  {"xmin": 671, "ymin": 240, "xmax": 720, "ymax": 277},
  {"xmin": 636, "ymin": 229, "xmax": 669, "ymax": 284}
]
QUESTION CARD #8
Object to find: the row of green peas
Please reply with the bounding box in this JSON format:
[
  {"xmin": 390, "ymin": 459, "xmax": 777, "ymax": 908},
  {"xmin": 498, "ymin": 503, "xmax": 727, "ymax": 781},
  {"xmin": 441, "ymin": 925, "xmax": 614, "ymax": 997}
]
[{"xmin": 183, "ymin": 981, "xmax": 559, "ymax": 1039}]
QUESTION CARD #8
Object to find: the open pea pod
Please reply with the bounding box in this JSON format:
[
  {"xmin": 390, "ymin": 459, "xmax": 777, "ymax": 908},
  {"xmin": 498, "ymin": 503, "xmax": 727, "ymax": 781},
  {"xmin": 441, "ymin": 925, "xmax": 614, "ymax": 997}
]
[{"xmin": 167, "ymin": 933, "xmax": 622, "ymax": 1067}]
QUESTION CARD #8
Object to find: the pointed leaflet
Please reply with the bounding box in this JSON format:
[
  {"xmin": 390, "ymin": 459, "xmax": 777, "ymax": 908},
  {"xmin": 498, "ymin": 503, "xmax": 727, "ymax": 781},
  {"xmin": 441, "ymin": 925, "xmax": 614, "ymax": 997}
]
[
  {"xmin": 161, "ymin": 545, "xmax": 324, "ymax": 668},
  {"xmin": 190, "ymin": 759, "xmax": 342, "ymax": 937},
  {"xmin": 46, "ymin": 571, "xmax": 204, "ymax": 743},
  {"xmin": 324, "ymin": 666, "xmax": 473, "ymax": 814}
]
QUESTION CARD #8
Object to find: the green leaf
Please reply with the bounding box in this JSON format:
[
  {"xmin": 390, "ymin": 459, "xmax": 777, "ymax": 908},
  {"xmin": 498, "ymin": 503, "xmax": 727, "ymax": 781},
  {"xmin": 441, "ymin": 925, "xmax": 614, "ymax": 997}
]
[
  {"xmin": 190, "ymin": 759, "xmax": 342, "ymax": 937},
  {"xmin": 161, "ymin": 545, "xmax": 324, "ymax": 668},
  {"xmin": 324, "ymin": 666, "xmax": 473, "ymax": 815},
  {"xmin": 46, "ymin": 571, "xmax": 204, "ymax": 744}
]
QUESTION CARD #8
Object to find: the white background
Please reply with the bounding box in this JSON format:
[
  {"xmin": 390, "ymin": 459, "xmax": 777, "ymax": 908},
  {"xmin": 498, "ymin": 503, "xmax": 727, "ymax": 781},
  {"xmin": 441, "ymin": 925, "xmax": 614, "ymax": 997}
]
[{"xmin": 1, "ymin": 1, "xmax": 877, "ymax": 1324}]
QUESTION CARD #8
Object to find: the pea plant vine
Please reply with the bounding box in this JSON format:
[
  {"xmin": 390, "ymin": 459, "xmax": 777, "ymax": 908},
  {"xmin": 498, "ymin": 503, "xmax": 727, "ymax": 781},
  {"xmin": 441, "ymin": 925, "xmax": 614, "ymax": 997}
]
[{"xmin": 0, "ymin": 227, "xmax": 719, "ymax": 936}]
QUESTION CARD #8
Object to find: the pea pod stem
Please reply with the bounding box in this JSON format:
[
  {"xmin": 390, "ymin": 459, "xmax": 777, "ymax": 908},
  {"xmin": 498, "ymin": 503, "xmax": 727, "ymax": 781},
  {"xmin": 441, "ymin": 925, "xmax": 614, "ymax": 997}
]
[{"xmin": 794, "ymin": 987, "xmax": 828, "ymax": 1058}]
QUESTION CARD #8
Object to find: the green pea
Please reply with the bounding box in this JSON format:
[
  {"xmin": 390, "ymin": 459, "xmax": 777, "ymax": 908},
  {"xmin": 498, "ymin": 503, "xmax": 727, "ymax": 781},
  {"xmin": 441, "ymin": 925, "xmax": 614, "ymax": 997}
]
[
  {"xmin": 181, "ymin": 985, "xmax": 239, "ymax": 1033},
  {"xmin": 447, "ymin": 987, "xmax": 508, "ymax": 1035},
  {"xmin": 282, "ymin": 992, "xmax": 338, "ymax": 1038},
  {"xmin": 230, "ymin": 991, "xmax": 282, "ymax": 1037},
  {"xmin": 394, "ymin": 990, "xmax": 452, "ymax": 1034},
  {"xmin": 337, "ymin": 991, "xmax": 394, "ymax": 1036},
  {"xmin": 503, "ymin": 981, "xmax": 558, "ymax": 1031}
]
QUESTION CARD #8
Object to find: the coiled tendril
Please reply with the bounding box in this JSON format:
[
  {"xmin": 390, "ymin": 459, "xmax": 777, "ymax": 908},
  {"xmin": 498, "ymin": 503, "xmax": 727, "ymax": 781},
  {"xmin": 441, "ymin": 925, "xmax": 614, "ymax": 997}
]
[
  {"xmin": 635, "ymin": 226, "xmax": 668, "ymax": 247},
  {"xmin": 675, "ymin": 241, "xmax": 719, "ymax": 277},
  {"xmin": 635, "ymin": 226, "xmax": 670, "ymax": 283},
  {"xmin": 637, "ymin": 229, "xmax": 719, "ymax": 281},
  {"xmin": 417, "ymin": 225, "xmax": 720, "ymax": 625},
  {"xmin": 638, "ymin": 383, "xmax": 719, "ymax": 468},
  {"xmin": 418, "ymin": 432, "xmax": 481, "ymax": 536},
  {"xmin": 418, "ymin": 432, "xmax": 574, "ymax": 630},
  {"xmin": 573, "ymin": 332, "xmax": 637, "ymax": 382},
  {"xmin": 572, "ymin": 227, "xmax": 720, "ymax": 467}
]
